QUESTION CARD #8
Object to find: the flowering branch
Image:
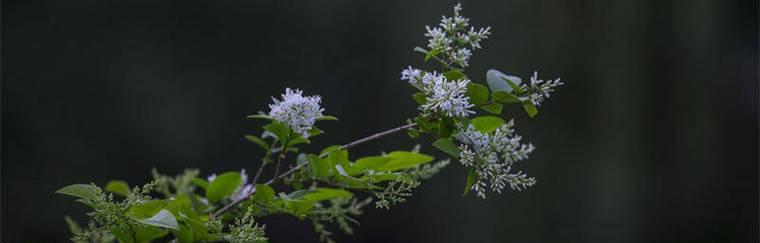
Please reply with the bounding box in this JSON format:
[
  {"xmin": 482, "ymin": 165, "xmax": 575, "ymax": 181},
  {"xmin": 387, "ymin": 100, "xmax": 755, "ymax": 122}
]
[{"xmin": 56, "ymin": 4, "xmax": 564, "ymax": 243}]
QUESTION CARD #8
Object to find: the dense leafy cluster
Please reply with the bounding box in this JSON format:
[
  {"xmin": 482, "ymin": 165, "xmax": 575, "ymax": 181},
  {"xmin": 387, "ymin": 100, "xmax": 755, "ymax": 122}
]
[{"xmin": 58, "ymin": 4, "xmax": 563, "ymax": 243}]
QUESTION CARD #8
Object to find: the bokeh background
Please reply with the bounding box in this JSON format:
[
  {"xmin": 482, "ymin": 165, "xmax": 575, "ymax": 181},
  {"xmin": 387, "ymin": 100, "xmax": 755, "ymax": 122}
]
[{"xmin": 2, "ymin": 0, "xmax": 758, "ymax": 242}]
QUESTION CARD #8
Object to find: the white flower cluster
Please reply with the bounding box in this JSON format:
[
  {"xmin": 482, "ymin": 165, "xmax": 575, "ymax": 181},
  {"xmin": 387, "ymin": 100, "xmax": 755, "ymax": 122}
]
[
  {"xmin": 268, "ymin": 88, "xmax": 324, "ymax": 138},
  {"xmin": 522, "ymin": 71, "xmax": 564, "ymax": 106},
  {"xmin": 424, "ymin": 3, "xmax": 491, "ymax": 68},
  {"xmin": 401, "ymin": 66, "xmax": 474, "ymax": 118},
  {"xmin": 206, "ymin": 169, "xmax": 254, "ymax": 202},
  {"xmin": 456, "ymin": 121, "xmax": 536, "ymax": 199}
]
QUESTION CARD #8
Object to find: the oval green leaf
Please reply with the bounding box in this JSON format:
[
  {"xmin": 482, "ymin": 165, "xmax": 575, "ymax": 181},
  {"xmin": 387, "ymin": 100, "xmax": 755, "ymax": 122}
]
[
  {"xmin": 463, "ymin": 168, "xmax": 477, "ymax": 196},
  {"xmin": 480, "ymin": 103, "xmax": 503, "ymax": 114},
  {"xmin": 105, "ymin": 180, "xmax": 130, "ymax": 197},
  {"xmin": 432, "ymin": 138, "xmax": 460, "ymax": 158},
  {"xmin": 373, "ymin": 151, "xmax": 435, "ymax": 171},
  {"xmin": 522, "ymin": 101, "xmax": 539, "ymax": 118},
  {"xmin": 205, "ymin": 172, "xmax": 242, "ymax": 203},
  {"xmin": 135, "ymin": 209, "xmax": 179, "ymax": 230},
  {"xmin": 470, "ymin": 116, "xmax": 506, "ymax": 134},
  {"xmin": 56, "ymin": 184, "xmax": 100, "ymax": 202},
  {"xmin": 466, "ymin": 83, "xmax": 489, "ymax": 105},
  {"xmin": 245, "ymin": 135, "xmax": 269, "ymax": 151}
]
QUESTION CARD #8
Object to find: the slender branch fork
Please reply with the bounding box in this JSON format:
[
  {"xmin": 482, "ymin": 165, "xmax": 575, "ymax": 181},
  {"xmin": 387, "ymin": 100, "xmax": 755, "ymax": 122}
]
[{"xmin": 211, "ymin": 122, "xmax": 417, "ymax": 218}]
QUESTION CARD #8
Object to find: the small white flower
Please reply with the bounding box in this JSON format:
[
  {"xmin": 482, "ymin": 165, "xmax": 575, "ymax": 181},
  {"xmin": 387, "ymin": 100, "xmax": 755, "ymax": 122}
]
[
  {"xmin": 401, "ymin": 68, "xmax": 474, "ymax": 118},
  {"xmin": 521, "ymin": 71, "xmax": 563, "ymax": 106},
  {"xmin": 450, "ymin": 48, "xmax": 472, "ymax": 67},
  {"xmin": 419, "ymin": 71, "xmax": 439, "ymax": 87},
  {"xmin": 425, "ymin": 26, "xmax": 452, "ymax": 52},
  {"xmin": 458, "ymin": 144, "xmax": 477, "ymax": 166},
  {"xmin": 421, "ymin": 4, "xmax": 491, "ymax": 68},
  {"xmin": 464, "ymin": 26, "xmax": 491, "ymax": 49},
  {"xmin": 268, "ymin": 88, "xmax": 324, "ymax": 138},
  {"xmin": 455, "ymin": 122, "xmax": 536, "ymax": 198},
  {"xmin": 456, "ymin": 125, "xmax": 490, "ymax": 151},
  {"xmin": 400, "ymin": 66, "xmax": 423, "ymax": 87},
  {"xmin": 440, "ymin": 11, "xmax": 469, "ymax": 32},
  {"xmin": 418, "ymin": 72, "xmax": 474, "ymax": 118}
]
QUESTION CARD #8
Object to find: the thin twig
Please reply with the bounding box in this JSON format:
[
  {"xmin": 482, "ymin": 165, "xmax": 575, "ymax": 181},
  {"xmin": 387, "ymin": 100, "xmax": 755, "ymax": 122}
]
[
  {"xmin": 250, "ymin": 161, "xmax": 267, "ymax": 186},
  {"xmin": 211, "ymin": 122, "xmax": 417, "ymax": 218},
  {"xmin": 271, "ymin": 140, "xmax": 289, "ymax": 180}
]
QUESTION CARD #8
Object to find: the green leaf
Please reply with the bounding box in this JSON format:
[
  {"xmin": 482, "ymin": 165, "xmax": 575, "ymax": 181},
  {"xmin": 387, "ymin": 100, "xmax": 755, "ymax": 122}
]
[
  {"xmin": 412, "ymin": 92, "xmax": 427, "ymax": 105},
  {"xmin": 253, "ymin": 184, "xmax": 275, "ymax": 203},
  {"xmin": 279, "ymin": 196, "xmax": 314, "ymax": 218},
  {"xmin": 135, "ymin": 209, "xmax": 179, "ymax": 230},
  {"xmin": 349, "ymin": 156, "xmax": 393, "ymax": 175},
  {"xmin": 111, "ymin": 226, "xmax": 135, "ymax": 243},
  {"xmin": 492, "ymin": 90, "xmax": 521, "ymax": 103},
  {"xmin": 191, "ymin": 178, "xmax": 209, "ymax": 190},
  {"xmin": 373, "ymin": 151, "xmax": 435, "ymax": 171},
  {"xmin": 443, "ymin": 70, "xmax": 466, "ymax": 81},
  {"xmin": 246, "ymin": 114, "xmax": 273, "ymax": 120},
  {"xmin": 316, "ymin": 115, "xmax": 339, "ymax": 121},
  {"xmin": 245, "ymin": 135, "xmax": 269, "ymax": 151},
  {"xmin": 309, "ymin": 127, "xmax": 324, "ymax": 137},
  {"xmin": 522, "ymin": 101, "xmax": 538, "ymax": 118},
  {"xmin": 414, "ymin": 116, "xmax": 434, "ymax": 132},
  {"xmin": 486, "ymin": 69, "xmax": 522, "ymax": 93},
  {"xmin": 424, "ymin": 49, "xmax": 440, "ymax": 62},
  {"xmin": 480, "ymin": 103, "xmax": 503, "ymax": 114},
  {"xmin": 486, "ymin": 69, "xmax": 511, "ymax": 92},
  {"xmin": 319, "ymin": 145, "xmax": 341, "ymax": 156},
  {"xmin": 432, "ymin": 138, "xmax": 460, "ymax": 158},
  {"xmin": 406, "ymin": 128, "xmax": 420, "ymax": 138},
  {"xmin": 128, "ymin": 200, "xmax": 169, "ymax": 218},
  {"xmin": 136, "ymin": 226, "xmax": 169, "ymax": 243},
  {"xmin": 289, "ymin": 136, "xmax": 310, "ymax": 146},
  {"xmin": 298, "ymin": 188, "xmax": 353, "ymax": 202},
  {"xmin": 263, "ymin": 121, "xmax": 290, "ymax": 143},
  {"xmin": 470, "ymin": 116, "xmax": 506, "ymax": 133},
  {"xmin": 465, "ymin": 83, "xmax": 489, "ymax": 105},
  {"xmin": 64, "ymin": 216, "xmax": 82, "ymax": 234},
  {"xmin": 325, "ymin": 146, "xmax": 350, "ymax": 167},
  {"xmin": 414, "ymin": 46, "xmax": 442, "ymax": 62},
  {"xmin": 177, "ymin": 212, "xmax": 212, "ymax": 242},
  {"xmin": 434, "ymin": 117, "xmax": 456, "ymax": 138},
  {"xmin": 413, "ymin": 46, "xmax": 428, "ymax": 54},
  {"xmin": 504, "ymin": 77, "xmax": 524, "ymax": 94},
  {"xmin": 105, "ymin": 180, "xmax": 130, "ymax": 197},
  {"xmin": 334, "ymin": 174, "xmax": 381, "ymax": 189},
  {"xmin": 173, "ymin": 224, "xmax": 194, "ymax": 243},
  {"xmin": 56, "ymin": 184, "xmax": 100, "ymax": 202},
  {"xmin": 279, "ymin": 188, "xmax": 353, "ymax": 218},
  {"xmin": 463, "ymin": 168, "xmax": 477, "ymax": 196},
  {"xmin": 361, "ymin": 173, "xmax": 413, "ymax": 183},
  {"xmin": 308, "ymin": 154, "xmax": 333, "ymax": 177},
  {"xmin": 164, "ymin": 195, "xmax": 196, "ymax": 216},
  {"xmin": 205, "ymin": 172, "xmax": 242, "ymax": 203}
]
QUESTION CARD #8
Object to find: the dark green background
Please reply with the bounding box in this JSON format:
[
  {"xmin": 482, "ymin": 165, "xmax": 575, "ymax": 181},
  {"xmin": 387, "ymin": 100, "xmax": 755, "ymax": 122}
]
[{"xmin": 2, "ymin": 0, "xmax": 758, "ymax": 242}]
